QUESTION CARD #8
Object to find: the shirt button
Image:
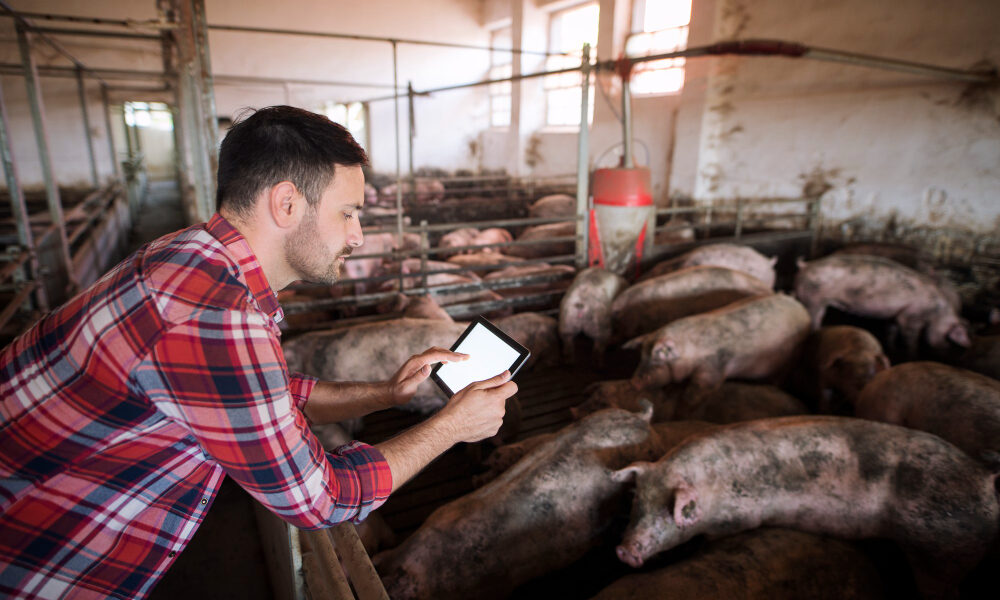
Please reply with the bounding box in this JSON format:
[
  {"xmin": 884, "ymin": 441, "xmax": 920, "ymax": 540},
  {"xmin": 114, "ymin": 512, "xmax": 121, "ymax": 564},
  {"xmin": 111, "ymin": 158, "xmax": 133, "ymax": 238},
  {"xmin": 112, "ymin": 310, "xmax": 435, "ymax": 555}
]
[
  {"xmin": 200, "ymin": 498, "xmax": 208, "ymax": 505},
  {"xmin": 168, "ymin": 551, "xmax": 176, "ymax": 558}
]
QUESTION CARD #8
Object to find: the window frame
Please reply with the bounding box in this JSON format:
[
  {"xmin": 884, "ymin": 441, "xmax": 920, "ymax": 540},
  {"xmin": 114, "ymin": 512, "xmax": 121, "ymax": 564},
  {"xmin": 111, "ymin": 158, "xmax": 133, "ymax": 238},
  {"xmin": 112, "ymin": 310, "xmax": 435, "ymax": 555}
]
[
  {"xmin": 544, "ymin": 1, "xmax": 599, "ymax": 128},
  {"xmin": 626, "ymin": 0, "xmax": 691, "ymax": 97}
]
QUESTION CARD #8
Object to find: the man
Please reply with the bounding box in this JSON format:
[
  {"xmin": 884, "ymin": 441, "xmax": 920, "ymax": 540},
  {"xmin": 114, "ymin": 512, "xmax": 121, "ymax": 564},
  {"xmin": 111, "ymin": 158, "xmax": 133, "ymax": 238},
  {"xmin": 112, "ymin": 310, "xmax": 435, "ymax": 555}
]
[{"xmin": 0, "ymin": 105, "xmax": 516, "ymax": 599}]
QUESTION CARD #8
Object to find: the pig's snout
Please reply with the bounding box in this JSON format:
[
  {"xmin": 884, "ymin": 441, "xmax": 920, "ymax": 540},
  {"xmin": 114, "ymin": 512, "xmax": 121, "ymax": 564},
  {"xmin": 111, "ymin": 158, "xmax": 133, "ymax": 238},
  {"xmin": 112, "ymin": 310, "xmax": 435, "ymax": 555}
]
[{"xmin": 616, "ymin": 544, "xmax": 645, "ymax": 568}]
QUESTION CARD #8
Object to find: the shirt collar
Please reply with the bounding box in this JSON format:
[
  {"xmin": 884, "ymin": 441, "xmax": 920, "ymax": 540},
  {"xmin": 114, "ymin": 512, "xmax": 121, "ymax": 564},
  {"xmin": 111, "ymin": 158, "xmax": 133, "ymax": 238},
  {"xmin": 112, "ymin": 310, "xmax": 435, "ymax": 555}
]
[{"xmin": 206, "ymin": 213, "xmax": 283, "ymax": 321}]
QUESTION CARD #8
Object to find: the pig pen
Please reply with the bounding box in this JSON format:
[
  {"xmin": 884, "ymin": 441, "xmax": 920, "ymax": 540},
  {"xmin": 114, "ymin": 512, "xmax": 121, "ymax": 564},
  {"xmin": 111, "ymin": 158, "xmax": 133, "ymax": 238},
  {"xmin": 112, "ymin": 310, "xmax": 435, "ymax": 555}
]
[{"xmin": 287, "ymin": 236, "xmax": 998, "ymax": 600}]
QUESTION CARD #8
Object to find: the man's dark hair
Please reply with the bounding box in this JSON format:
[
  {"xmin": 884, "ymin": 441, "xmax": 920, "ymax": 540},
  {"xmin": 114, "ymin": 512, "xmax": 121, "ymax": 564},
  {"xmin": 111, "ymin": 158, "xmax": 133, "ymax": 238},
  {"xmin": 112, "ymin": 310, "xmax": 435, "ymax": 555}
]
[{"xmin": 216, "ymin": 105, "xmax": 369, "ymax": 215}]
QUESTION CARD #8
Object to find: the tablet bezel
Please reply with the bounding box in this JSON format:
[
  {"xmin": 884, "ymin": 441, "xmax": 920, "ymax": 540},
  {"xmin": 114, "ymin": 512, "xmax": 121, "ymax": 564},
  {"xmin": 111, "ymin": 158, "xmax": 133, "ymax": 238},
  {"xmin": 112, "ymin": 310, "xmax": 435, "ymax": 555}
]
[{"xmin": 429, "ymin": 315, "xmax": 531, "ymax": 397}]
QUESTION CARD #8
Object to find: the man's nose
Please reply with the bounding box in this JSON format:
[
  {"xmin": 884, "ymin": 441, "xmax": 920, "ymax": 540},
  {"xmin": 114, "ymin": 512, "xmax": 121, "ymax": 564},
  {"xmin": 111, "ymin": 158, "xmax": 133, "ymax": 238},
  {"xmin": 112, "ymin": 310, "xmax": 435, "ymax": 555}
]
[{"xmin": 348, "ymin": 221, "xmax": 364, "ymax": 248}]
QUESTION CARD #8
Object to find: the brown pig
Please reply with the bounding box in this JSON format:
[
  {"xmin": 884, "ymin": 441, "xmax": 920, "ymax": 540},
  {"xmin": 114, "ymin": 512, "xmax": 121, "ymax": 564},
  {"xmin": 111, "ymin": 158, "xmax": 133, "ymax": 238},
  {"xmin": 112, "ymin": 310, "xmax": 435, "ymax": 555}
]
[
  {"xmin": 794, "ymin": 325, "xmax": 891, "ymax": 414},
  {"xmin": 491, "ymin": 312, "xmax": 560, "ymax": 370},
  {"xmin": 625, "ymin": 293, "xmax": 810, "ymax": 394},
  {"xmin": 610, "ymin": 265, "xmax": 771, "ymax": 343},
  {"xmin": 855, "ymin": 361, "xmax": 1000, "ymax": 467},
  {"xmin": 483, "ymin": 263, "xmax": 575, "ymax": 297},
  {"xmin": 528, "ymin": 194, "xmax": 575, "ymax": 219},
  {"xmin": 640, "ymin": 243, "xmax": 777, "ymax": 288},
  {"xmin": 569, "ymin": 380, "xmax": 677, "ymax": 422},
  {"xmin": 470, "ymin": 227, "xmax": 513, "ymax": 253},
  {"xmin": 612, "ymin": 416, "xmax": 1000, "ymax": 599},
  {"xmin": 559, "ymin": 267, "xmax": 628, "ymax": 365},
  {"xmin": 592, "ymin": 528, "xmax": 885, "ymax": 600},
  {"xmin": 437, "ymin": 227, "xmax": 480, "ymax": 258},
  {"xmin": 282, "ymin": 318, "xmax": 467, "ymax": 412},
  {"xmin": 505, "ymin": 221, "xmax": 577, "ymax": 259},
  {"xmin": 793, "ymin": 254, "xmax": 970, "ymax": 354}
]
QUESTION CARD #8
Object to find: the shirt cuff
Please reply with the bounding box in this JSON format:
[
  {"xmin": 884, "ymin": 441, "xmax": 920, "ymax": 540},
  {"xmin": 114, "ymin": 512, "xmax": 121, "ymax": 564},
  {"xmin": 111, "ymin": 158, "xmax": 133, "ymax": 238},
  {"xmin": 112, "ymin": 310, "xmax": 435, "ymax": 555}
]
[
  {"xmin": 289, "ymin": 372, "xmax": 319, "ymax": 414},
  {"xmin": 328, "ymin": 441, "xmax": 394, "ymax": 523}
]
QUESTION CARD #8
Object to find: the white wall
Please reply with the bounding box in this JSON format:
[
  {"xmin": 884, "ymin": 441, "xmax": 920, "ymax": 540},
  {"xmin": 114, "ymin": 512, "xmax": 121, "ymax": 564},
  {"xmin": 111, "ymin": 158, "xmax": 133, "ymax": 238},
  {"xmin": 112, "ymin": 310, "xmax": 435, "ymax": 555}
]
[
  {"xmin": 685, "ymin": 0, "xmax": 1000, "ymax": 235},
  {"xmin": 3, "ymin": 0, "xmax": 998, "ymax": 238}
]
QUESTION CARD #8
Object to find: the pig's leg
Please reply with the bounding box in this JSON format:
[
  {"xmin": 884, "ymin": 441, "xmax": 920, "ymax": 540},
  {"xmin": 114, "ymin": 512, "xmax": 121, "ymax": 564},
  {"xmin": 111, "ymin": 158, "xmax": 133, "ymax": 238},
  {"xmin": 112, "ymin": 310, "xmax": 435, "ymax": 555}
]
[
  {"xmin": 896, "ymin": 314, "xmax": 924, "ymax": 359},
  {"xmin": 561, "ymin": 333, "xmax": 576, "ymax": 363}
]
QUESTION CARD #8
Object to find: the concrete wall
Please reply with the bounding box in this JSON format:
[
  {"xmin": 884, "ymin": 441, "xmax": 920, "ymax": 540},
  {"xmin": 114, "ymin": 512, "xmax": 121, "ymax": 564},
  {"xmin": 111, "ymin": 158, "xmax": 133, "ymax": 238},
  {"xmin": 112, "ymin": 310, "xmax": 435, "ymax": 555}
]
[{"xmin": 684, "ymin": 0, "xmax": 1000, "ymax": 237}]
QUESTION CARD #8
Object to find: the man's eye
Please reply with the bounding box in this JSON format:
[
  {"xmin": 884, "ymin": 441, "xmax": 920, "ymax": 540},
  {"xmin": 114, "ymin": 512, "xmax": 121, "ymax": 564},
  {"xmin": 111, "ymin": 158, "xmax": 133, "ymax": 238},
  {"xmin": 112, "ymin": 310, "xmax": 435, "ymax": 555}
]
[{"xmin": 344, "ymin": 212, "xmax": 354, "ymax": 220}]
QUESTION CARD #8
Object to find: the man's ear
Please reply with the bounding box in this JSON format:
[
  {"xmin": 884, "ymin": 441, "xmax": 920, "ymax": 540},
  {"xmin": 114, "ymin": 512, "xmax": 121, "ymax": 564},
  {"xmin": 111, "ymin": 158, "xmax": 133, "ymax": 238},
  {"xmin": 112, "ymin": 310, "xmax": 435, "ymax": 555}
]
[{"xmin": 267, "ymin": 181, "xmax": 304, "ymax": 229}]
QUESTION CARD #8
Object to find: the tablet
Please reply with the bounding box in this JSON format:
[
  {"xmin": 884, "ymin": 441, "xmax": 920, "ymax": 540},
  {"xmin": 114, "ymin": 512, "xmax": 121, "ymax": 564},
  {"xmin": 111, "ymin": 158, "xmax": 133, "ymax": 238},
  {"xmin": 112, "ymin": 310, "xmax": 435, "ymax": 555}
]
[{"xmin": 430, "ymin": 316, "xmax": 531, "ymax": 397}]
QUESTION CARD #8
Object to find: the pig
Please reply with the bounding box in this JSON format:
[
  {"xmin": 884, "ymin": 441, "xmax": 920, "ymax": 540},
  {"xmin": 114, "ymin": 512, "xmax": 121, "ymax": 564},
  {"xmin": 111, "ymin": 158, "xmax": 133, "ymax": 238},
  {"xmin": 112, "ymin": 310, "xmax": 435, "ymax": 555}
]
[
  {"xmin": 380, "ymin": 177, "xmax": 445, "ymax": 204},
  {"xmin": 569, "ymin": 380, "xmax": 676, "ymax": 422},
  {"xmin": 831, "ymin": 243, "xmax": 961, "ymax": 311},
  {"xmin": 381, "ymin": 293, "xmax": 453, "ymax": 321},
  {"xmin": 343, "ymin": 232, "xmax": 405, "ymax": 294},
  {"xmin": 470, "ymin": 227, "xmax": 513, "ymax": 253},
  {"xmin": 652, "ymin": 218, "xmax": 696, "ymax": 246},
  {"xmin": 793, "ymin": 254, "xmax": 970, "ymax": 355},
  {"xmin": 670, "ymin": 381, "xmax": 810, "ymax": 424},
  {"xmin": 559, "ymin": 267, "xmax": 628, "ymax": 365},
  {"xmin": 446, "ymin": 252, "xmax": 524, "ymax": 271},
  {"xmin": 437, "ymin": 227, "xmax": 480, "ymax": 258},
  {"xmin": 528, "ymin": 193, "xmax": 575, "ymax": 219},
  {"xmin": 855, "ymin": 361, "xmax": 1000, "ymax": 467},
  {"xmin": 792, "ymin": 325, "xmax": 891, "ymax": 414},
  {"xmin": 591, "ymin": 528, "xmax": 885, "ymax": 600},
  {"xmin": 505, "ymin": 221, "xmax": 577, "ymax": 259},
  {"xmin": 640, "ymin": 243, "xmax": 777, "ymax": 289},
  {"xmin": 612, "ymin": 415, "xmax": 1000, "ymax": 599},
  {"xmin": 373, "ymin": 407, "xmax": 714, "ymax": 600},
  {"xmin": 625, "ymin": 293, "xmax": 811, "ymax": 396},
  {"xmin": 483, "ymin": 263, "xmax": 575, "ymax": 297},
  {"xmin": 957, "ymin": 334, "xmax": 1000, "ymax": 381},
  {"xmin": 282, "ymin": 318, "xmax": 467, "ymax": 412},
  {"xmin": 491, "ymin": 312, "xmax": 560, "ymax": 370},
  {"xmin": 610, "ymin": 265, "xmax": 771, "ymax": 343}
]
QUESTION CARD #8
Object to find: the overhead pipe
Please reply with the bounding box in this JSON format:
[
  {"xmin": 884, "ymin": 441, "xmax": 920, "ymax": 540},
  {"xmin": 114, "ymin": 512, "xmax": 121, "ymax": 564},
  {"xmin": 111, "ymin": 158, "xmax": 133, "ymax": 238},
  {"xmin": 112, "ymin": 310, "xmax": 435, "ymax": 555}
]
[
  {"xmin": 361, "ymin": 37, "xmax": 996, "ymax": 104},
  {"xmin": 207, "ymin": 23, "xmax": 563, "ymax": 57},
  {"xmin": 2, "ymin": 10, "xmax": 176, "ymax": 30},
  {"xmin": 75, "ymin": 66, "xmax": 99, "ymax": 186}
]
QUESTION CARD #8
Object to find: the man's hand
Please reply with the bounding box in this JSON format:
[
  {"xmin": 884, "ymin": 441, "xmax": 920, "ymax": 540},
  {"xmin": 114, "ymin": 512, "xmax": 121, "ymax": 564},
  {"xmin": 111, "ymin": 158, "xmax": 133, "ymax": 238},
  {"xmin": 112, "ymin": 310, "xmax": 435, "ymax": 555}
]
[
  {"xmin": 434, "ymin": 370, "xmax": 518, "ymax": 443},
  {"xmin": 386, "ymin": 346, "xmax": 468, "ymax": 408}
]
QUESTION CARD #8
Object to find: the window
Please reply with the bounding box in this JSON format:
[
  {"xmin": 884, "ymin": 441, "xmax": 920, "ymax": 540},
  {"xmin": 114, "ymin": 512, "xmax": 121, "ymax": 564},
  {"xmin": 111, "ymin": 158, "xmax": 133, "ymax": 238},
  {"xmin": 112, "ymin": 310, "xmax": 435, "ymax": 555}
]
[
  {"xmin": 545, "ymin": 2, "xmax": 598, "ymax": 127},
  {"xmin": 123, "ymin": 101, "xmax": 173, "ymax": 131},
  {"xmin": 626, "ymin": 0, "xmax": 691, "ymax": 95},
  {"xmin": 322, "ymin": 101, "xmax": 368, "ymax": 150},
  {"xmin": 489, "ymin": 26, "xmax": 512, "ymax": 128}
]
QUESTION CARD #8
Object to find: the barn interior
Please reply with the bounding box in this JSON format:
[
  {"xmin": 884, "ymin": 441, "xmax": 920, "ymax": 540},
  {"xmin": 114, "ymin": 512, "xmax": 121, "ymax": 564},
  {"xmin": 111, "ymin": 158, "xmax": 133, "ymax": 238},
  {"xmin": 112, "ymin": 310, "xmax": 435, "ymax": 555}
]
[{"xmin": 0, "ymin": 0, "xmax": 998, "ymax": 599}]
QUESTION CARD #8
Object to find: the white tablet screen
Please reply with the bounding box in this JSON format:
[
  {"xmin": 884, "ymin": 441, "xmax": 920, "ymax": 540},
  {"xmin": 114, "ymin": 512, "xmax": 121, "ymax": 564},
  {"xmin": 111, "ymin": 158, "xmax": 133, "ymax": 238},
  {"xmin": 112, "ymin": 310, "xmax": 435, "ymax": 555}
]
[{"xmin": 434, "ymin": 322, "xmax": 524, "ymax": 395}]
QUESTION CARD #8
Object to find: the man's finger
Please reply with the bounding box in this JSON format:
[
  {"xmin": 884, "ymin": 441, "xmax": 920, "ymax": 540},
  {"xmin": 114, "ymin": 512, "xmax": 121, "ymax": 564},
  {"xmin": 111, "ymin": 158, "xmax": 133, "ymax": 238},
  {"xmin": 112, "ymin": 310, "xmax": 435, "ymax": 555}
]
[
  {"xmin": 415, "ymin": 347, "xmax": 469, "ymax": 366},
  {"xmin": 463, "ymin": 370, "xmax": 512, "ymax": 393}
]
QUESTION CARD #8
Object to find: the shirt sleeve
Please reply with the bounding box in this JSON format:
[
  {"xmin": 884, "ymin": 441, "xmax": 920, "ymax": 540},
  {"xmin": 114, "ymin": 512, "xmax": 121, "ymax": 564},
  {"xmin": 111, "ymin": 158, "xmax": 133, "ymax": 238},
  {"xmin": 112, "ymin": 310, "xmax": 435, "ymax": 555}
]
[
  {"xmin": 289, "ymin": 371, "xmax": 318, "ymax": 415},
  {"xmin": 135, "ymin": 308, "xmax": 392, "ymax": 528}
]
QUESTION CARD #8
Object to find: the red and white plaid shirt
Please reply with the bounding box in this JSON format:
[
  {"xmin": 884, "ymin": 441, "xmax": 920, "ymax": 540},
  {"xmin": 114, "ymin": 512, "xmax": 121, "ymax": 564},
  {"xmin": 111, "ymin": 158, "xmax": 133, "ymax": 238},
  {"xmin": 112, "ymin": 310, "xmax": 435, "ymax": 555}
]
[{"xmin": 0, "ymin": 214, "xmax": 392, "ymax": 599}]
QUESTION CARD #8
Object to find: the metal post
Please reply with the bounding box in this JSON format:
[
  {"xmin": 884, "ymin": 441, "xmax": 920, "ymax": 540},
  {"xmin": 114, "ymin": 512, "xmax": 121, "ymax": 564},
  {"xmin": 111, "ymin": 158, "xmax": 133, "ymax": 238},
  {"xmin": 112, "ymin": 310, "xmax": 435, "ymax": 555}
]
[
  {"xmin": 16, "ymin": 24, "xmax": 75, "ymax": 293},
  {"xmin": 75, "ymin": 66, "xmax": 99, "ymax": 186},
  {"xmin": 621, "ymin": 78, "xmax": 633, "ymax": 169},
  {"xmin": 574, "ymin": 43, "xmax": 591, "ymax": 269},
  {"xmin": 419, "ymin": 219, "xmax": 429, "ymax": 294},
  {"xmin": 391, "ymin": 40, "xmax": 405, "ymax": 292},
  {"xmin": 407, "ymin": 80, "xmax": 415, "ymax": 180},
  {"xmin": 100, "ymin": 83, "xmax": 122, "ymax": 180},
  {"xmin": 0, "ymin": 78, "xmax": 47, "ymax": 311},
  {"xmin": 174, "ymin": 0, "xmax": 218, "ymax": 223}
]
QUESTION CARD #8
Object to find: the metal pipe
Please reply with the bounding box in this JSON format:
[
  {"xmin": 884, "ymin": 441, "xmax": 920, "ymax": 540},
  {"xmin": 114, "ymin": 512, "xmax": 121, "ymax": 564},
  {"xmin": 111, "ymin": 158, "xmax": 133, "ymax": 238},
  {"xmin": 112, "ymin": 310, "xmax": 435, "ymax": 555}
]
[
  {"xmin": 214, "ymin": 72, "xmax": 399, "ymax": 89},
  {"xmin": 0, "ymin": 2, "xmax": 107, "ymax": 85},
  {"xmin": 575, "ymin": 43, "xmax": 591, "ymax": 269},
  {"xmin": 76, "ymin": 67, "xmax": 99, "ymax": 186},
  {"xmin": 0, "ymin": 78, "xmax": 47, "ymax": 311},
  {"xmin": 0, "ymin": 63, "xmax": 168, "ymax": 82},
  {"xmin": 621, "ymin": 76, "xmax": 633, "ymax": 169},
  {"xmin": 101, "ymin": 83, "xmax": 122, "ymax": 180},
  {"xmin": 362, "ymin": 37, "xmax": 996, "ymax": 104},
  {"xmin": 193, "ymin": 0, "xmax": 218, "ymax": 217},
  {"xmin": 328, "ymin": 523, "xmax": 389, "ymax": 600},
  {"xmin": 391, "ymin": 40, "xmax": 405, "ymax": 292},
  {"xmin": 0, "ymin": 11, "xmax": 175, "ymax": 29},
  {"xmin": 207, "ymin": 23, "xmax": 561, "ymax": 57},
  {"xmin": 407, "ymin": 81, "xmax": 415, "ymax": 180},
  {"xmin": 25, "ymin": 26, "xmax": 162, "ymax": 41},
  {"xmin": 16, "ymin": 25, "xmax": 76, "ymax": 293}
]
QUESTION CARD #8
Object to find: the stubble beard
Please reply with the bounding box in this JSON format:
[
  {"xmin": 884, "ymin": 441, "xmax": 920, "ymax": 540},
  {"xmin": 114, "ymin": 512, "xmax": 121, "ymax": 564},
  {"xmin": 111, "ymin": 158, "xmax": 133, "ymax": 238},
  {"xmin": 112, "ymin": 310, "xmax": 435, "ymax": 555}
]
[{"xmin": 285, "ymin": 211, "xmax": 350, "ymax": 285}]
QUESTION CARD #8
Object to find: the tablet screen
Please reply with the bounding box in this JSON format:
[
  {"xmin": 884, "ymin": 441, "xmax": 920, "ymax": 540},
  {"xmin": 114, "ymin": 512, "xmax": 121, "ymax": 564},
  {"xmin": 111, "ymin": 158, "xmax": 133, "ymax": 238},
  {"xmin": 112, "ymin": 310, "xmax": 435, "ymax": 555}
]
[{"xmin": 430, "ymin": 317, "xmax": 531, "ymax": 397}]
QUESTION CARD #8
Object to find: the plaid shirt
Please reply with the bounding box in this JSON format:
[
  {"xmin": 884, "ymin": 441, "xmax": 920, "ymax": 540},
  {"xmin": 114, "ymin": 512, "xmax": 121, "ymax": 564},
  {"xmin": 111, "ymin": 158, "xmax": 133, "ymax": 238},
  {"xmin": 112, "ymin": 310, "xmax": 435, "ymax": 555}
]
[{"xmin": 0, "ymin": 214, "xmax": 392, "ymax": 599}]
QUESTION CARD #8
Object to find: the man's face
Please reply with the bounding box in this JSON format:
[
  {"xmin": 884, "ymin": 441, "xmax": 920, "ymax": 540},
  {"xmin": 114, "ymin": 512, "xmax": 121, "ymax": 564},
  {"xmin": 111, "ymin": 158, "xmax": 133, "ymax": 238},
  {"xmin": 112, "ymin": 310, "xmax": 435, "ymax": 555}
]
[{"xmin": 285, "ymin": 165, "xmax": 365, "ymax": 285}]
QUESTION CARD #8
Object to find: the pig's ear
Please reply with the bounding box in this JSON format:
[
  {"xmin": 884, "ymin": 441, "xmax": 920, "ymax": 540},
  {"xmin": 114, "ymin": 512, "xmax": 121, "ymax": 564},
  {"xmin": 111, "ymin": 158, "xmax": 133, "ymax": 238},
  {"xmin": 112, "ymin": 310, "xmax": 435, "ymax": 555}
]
[
  {"xmin": 622, "ymin": 333, "xmax": 651, "ymax": 351},
  {"xmin": 672, "ymin": 485, "xmax": 701, "ymax": 528},
  {"xmin": 636, "ymin": 398, "xmax": 654, "ymax": 422},
  {"xmin": 611, "ymin": 462, "xmax": 651, "ymax": 483},
  {"xmin": 795, "ymin": 256, "xmax": 807, "ymax": 270},
  {"xmin": 875, "ymin": 353, "xmax": 891, "ymax": 373},
  {"xmin": 652, "ymin": 339, "xmax": 676, "ymax": 361},
  {"xmin": 769, "ymin": 256, "xmax": 778, "ymax": 266},
  {"xmin": 948, "ymin": 324, "xmax": 971, "ymax": 348}
]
